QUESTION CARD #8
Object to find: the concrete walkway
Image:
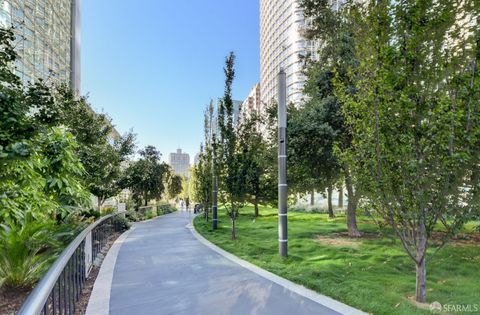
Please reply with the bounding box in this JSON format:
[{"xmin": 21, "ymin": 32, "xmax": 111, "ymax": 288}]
[{"xmin": 92, "ymin": 211, "xmax": 362, "ymax": 315}]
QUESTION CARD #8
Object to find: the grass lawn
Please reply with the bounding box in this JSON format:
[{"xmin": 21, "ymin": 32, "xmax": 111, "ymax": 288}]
[{"xmin": 194, "ymin": 206, "xmax": 480, "ymax": 315}]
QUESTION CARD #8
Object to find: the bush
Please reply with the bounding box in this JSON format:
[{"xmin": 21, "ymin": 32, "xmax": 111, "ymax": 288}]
[
  {"xmin": 144, "ymin": 210, "xmax": 156, "ymax": 220},
  {"xmin": 80, "ymin": 208, "xmax": 101, "ymax": 220},
  {"xmin": 126, "ymin": 210, "xmax": 140, "ymax": 222},
  {"xmin": 0, "ymin": 213, "xmax": 72, "ymax": 289},
  {"xmin": 111, "ymin": 215, "xmax": 131, "ymax": 231},
  {"xmin": 101, "ymin": 207, "xmax": 116, "ymax": 215},
  {"xmin": 156, "ymin": 203, "xmax": 176, "ymax": 215}
]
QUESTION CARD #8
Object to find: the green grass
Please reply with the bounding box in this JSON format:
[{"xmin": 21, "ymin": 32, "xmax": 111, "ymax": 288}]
[{"xmin": 194, "ymin": 206, "xmax": 480, "ymax": 315}]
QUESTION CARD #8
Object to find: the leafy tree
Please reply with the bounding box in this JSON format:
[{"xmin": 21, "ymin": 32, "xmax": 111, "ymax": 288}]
[
  {"xmin": 89, "ymin": 133, "xmax": 136, "ymax": 208},
  {"xmin": 288, "ymin": 100, "xmax": 340, "ymax": 218},
  {"xmin": 337, "ymin": 0, "xmax": 480, "ymax": 302},
  {"xmin": 122, "ymin": 146, "xmax": 170, "ymax": 206},
  {"xmin": 300, "ymin": 0, "xmax": 362, "ymax": 236},
  {"xmin": 50, "ymin": 86, "xmax": 137, "ymax": 207},
  {"xmin": 166, "ymin": 173, "xmax": 183, "ymax": 200},
  {"xmin": 191, "ymin": 100, "xmax": 218, "ymax": 220},
  {"xmin": 237, "ymin": 112, "xmax": 275, "ymax": 216},
  {"xmin": 0, "ymin": 28, "xmax": 89, "ymax": 223},
  {"xmin": 217, "ymin": 52, "xmax": 247, "ymax": 240}
]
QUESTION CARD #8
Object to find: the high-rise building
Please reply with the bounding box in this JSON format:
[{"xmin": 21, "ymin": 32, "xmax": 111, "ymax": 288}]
[
  {"xmin": 232, "ymin": 100, "xmax": 243, "ymax": 126},
  {"xmin": 168, "ymin": 149, "xmax": 190, "ymax": 179},
  {"xmin": 260, "ymin": 0, "xmax": 319, "ymax": 106},
  {"xmin": 193, "ymin": 153, "xmax": 200, "ymax": 165},
  {"xmin": 240, "ymin": 83, "xmax": 262, "ymax": 121},
  {"xmin": 0, "ymin": 0, "xmax": 81, "ymax": 92}
]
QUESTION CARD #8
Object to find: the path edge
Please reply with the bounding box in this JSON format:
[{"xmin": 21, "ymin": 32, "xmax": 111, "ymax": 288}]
[
  {"xmin": 187, "ymin": 218, "xmax": 368, "ymax": 315},
  {"xmin": 85, "ymin": 227, "xmax": 135, "ymax": 315}
]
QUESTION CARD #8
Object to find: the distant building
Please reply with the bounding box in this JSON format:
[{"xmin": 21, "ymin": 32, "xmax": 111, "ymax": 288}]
[
  {"xmin": 168, "ymin": 149, "xmax": 190, "ymax": 179},
  {"xmin": 233, "ymin": 100, "xmax": 242, "ymax": 126},
  {"xmin": 240, "ymin": 83, "xmax": 262, "ymax": 121},
  {"xmin": 217, "ymin": 98, "xmax": 242, "ymax": 127},
  {"xmin": 193, "ymin": 153, "xmax": 200, "ymax": 165}
]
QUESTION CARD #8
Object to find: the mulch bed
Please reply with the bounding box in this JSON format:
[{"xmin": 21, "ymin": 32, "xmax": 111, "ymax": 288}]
[
  {"xmin": 314, "ymin": 230, "xmax": 480, "ymax": 248},
  {"xmin": 0, "ymin": 231, "xmax": 122, "ymax": 315},
  {"xmin": 0, "ymin": 287, "xmax": 30, "ymax": 315},
  {"xmin": 75, "ymin": 232, "xmax": 121, "ymax": 315}
]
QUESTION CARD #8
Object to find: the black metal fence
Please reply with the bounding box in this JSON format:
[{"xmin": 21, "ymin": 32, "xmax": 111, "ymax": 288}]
[{"xmin": 17, "ymin": 212, "xmax": 126, "ymax": 315}]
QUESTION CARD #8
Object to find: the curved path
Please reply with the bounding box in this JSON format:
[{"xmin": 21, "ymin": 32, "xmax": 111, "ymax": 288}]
[{"xmin": 88, "ymin": 211, "xmax": 364, "ymax": 315}]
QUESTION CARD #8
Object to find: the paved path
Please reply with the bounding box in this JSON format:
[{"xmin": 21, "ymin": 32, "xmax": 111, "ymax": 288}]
[{"xmin": 107, "ymin": 211, "xmax": 346, "ymax": 315}]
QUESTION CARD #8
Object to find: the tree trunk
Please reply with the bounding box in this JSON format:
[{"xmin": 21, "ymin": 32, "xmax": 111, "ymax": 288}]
[
  {"xmin": 205, "ymin": 206, "xmax": 209, "ymax": 221},
  {"xmin": 345, "ymin": 170, "xmax": 361, "ymax": 237},
  {"xmin": 327, "ymin": 185, "xmax": 335, "ymax": 218},
  {"xmin": 310, "ymin": 190, "xmax": 315, "ymax": 206},
  {"xmin": 338, "ymin": 186, "xmax": 344, "ymax": 208},
  {"xmin": 254, "ymin": 195, "xmax": 259, "ymax": 217},
  {"xmin": 231, "ymin": 219, "xmax": 236, "ymax": 240},
  {"xmin": 415, "ymin": 220, "xmax": 427, "ymax": 303},
  {"xmin": 97, "ymin": 198, "xmax": 102, "ymax": 211},
  {"xmin": 144, "ymin": 191, "xmax": 148, "ymax": 206}
]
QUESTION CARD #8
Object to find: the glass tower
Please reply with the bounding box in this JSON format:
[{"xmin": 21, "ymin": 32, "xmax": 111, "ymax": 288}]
[{"xmin": 0, "ymin": 0, "xmax": 80, "ymax": 91}]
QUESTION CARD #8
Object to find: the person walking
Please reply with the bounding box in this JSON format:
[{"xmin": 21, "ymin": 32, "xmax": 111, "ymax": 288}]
[{"xmin": 180, "ymin": 199, "xmax": 185, "ymax": 211}]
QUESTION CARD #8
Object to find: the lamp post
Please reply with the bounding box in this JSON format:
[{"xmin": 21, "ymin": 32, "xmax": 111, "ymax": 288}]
[
  {"xmin": 212, "ymin": 131, "xmax": 218, "ymax": 230},
  {"xmin": 278, "ymin": 68, "xmax": 288, "ymax": 257}
]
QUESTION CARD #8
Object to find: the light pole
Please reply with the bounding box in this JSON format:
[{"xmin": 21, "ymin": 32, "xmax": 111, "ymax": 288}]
[
  {"xmin": 278, "ymin": 68, "xmax": 288, "ymax": 257},
  {"xmin": 212, "ymin": 132, "xmax": 218, "ymax": 230}
]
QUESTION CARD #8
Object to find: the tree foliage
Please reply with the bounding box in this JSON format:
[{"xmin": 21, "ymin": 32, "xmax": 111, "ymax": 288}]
[
  {"xmin": 217, "ymin": 52, "xmax": 247, "ymax": 239},
  {"xmin": 326, "ymin": 0, "xmax": 480, "ymax": 303},
  {"xmin": 122, "ymin": 146, "xmax": 170, "ymax": 207}
]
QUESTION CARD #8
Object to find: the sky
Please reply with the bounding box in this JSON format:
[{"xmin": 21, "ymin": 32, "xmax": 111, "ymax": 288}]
[{"xmin": 81, "ymin": 0, "xmax": 260, "ymax": 162}]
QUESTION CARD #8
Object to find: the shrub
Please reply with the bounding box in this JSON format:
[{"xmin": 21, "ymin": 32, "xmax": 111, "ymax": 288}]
[
  {"xmin": 101, "ymin": 207, "xmax": 116, "ymax": 215},
  {"xmin": 0, "ymin": 213, "xmax": 72, "ymax": 289},
  {"xmin": 126, "ymin": 210, "xmax": 140, "ymax": 222},
  {"xmin": 157, "ymin": 203, "xmax": 175, "ymax": 215},
  {"xmin": 80, "ymin": 208, "xmax": 101, "ymax": 220},
  {"xmin": 144, "ymin": 210, "xmax": 156, "ymax": 220},
  {"xmin": 111, "ymin": 216, "xmax": 131, "ymax": 231}
]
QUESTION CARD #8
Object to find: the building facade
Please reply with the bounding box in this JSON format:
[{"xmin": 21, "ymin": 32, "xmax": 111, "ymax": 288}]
[
  {"xmin": 260, "ymin": 0, "xmax": 321, "ymax": 106},
  {"xmin": 240, "ymin": 83, "xmax": 262, "ymax": 121},
  {"xmin": 0, "ymin": 0, "xmax": 81, "ymax": 92},
  {"xmin": 168, "ymin": 149, "xmax": 190, "ymax": 179}
]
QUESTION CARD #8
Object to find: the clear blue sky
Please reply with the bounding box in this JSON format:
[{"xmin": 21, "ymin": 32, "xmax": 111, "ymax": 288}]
[{"xmin": 81, "ymin": 0, "xmax": 260, "ymax": 162}]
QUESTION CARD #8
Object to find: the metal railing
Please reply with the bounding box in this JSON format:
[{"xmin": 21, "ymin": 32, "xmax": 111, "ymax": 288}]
[{"xmin": 17, "ymin": 211, "xmax": 126, "ymax": 315}]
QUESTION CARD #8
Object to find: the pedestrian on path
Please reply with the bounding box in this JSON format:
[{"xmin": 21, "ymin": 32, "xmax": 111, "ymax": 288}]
[{"xmin": 180, "ymin": 199, "xmax": 185, "ymax": 211}]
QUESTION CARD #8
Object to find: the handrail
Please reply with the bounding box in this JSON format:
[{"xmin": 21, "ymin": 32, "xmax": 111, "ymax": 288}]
[{"xmin": 17, "ymin": 211, "xmax": 126, "ymax": 315}]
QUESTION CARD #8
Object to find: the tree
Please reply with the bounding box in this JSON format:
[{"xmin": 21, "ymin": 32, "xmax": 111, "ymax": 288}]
[
  {"xmin": 288, "ymin": 100, "xmax": 340, "ymax": 218},
  {"xmin": 122, "ymin": 146, "xmax": 170, "ymax": 207},
  {"xmin": 89, "ymin": 132, "xmax": 136, "ymax": 209},
  {"xmin": 191, "ymin": 101, "xmax": 217, "ymax": 219},
  {"xmin": 337, "ymin": 0, "xmax": 480, "ymax": 303},
  {"xmin": 0, "ymin": 28, "xmax": 89, "ymax": 223},
  {"xmin": 300, "ymin": 0, "xmax": 362, "ymax": 236},
  {"xmin": 237, "ymin": 112, "xmax": 275, "ymax": 216},
  {"xmin": 51, "ymin": 85, "xmax": 137, "ymax": 208},
  {"xmin": 217, "ymin": 52, "xmax": 247, "ymax": 240},
  {"xmin": 166, "ymin": 173, "xmax": 183, "ymax": 200}
]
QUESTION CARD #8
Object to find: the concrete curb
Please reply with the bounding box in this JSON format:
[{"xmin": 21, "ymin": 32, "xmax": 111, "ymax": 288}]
[
  {"xmin": 187, "ymin": 218, "xmax": 368, "ymax": 315},
  {"xmin": 85, "ymin": 227, "xmax": 135, "ymax": 315}
]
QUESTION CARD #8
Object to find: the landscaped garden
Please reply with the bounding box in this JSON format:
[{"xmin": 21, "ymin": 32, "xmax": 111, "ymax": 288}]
[{"xmin": 194, "ymin": 206, "xmax": 480, "ymax": 315}]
